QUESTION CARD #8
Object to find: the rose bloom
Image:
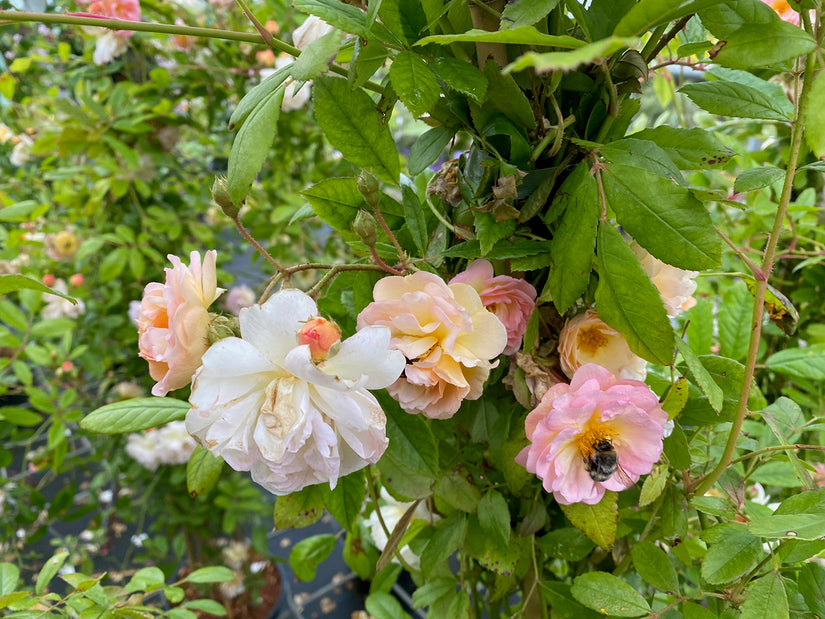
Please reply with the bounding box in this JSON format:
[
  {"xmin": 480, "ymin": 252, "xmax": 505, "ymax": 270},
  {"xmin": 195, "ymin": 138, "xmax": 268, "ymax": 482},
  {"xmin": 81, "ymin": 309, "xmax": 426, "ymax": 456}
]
[
  {"xmin": 450, "ymin": 259, "xmax": 537, "ymax": 355},
  {"xmin": 125, "ymin": 421, "xmax": 197, "ymax": 471},
  {"xmin": 186, "ymin": 289, "xmax": 405, "ymax": 495},
  {"xmin": 224, "ymin": 284, "xmax": 256, "ymax": 315},
  {"xmin": 292, "ymin": 15, "xmax": 335, "ymax": 51},
  {"xmin": 138, "ymin": 250, "xmax": 223, "ymax": 397},
  {"xmin": 42, "ymin": 279, "xmax": 86, "ymax": 320},
  {"xmin": 366, "ymin": 488, "xmax": 437, "ymax": 570},
  {"xmin": 631, "ymin": 242, "xmax": 698, "ymax": 317},
  {"xmin": 558, "ymin": 309, "xmax": 647, "ymax": 381},
  {"xmin": 516, "ymin": 363, "xmax": 668, "ymax": 505},
  {"xmin": 357, "ymin": 271, "xmax": 507, "ymax": 419},
  {"xmin": 76, "ymin": 0, "xmax": 141, "ymax": 64},
  {"xmin": 762, "ymin": 0, "xmax": 799, "ymax": 23}
]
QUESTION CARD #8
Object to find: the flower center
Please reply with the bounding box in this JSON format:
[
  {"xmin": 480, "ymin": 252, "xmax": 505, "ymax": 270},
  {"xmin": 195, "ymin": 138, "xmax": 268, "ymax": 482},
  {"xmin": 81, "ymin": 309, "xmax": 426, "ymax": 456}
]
[
  {"xmin": 575, "ymin": 419, "xmax": 613, "ymax": 459},
  {"xmin": 577, "ymin": 326, "xmax": 608, "ymax": 355}
]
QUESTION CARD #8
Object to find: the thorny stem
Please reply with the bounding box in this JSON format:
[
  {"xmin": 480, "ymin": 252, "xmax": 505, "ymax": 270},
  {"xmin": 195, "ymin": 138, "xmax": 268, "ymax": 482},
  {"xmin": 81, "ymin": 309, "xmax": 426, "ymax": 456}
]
[
  {"xmin": 715, "ymin": 228, "xmax": 763, "ymax": 276},
  {"xmin": 728, "ymin": 443, "xmax": 825, "ymax": 466},
  {"xmin": 693, "ymin": 47, "xmax": 816, "ymax": 497},
  {"xmin": 230, "ymin": 216, "xmax": 284, "ymax": 273},
  {"xmin": 644, "ymin": 15, "xmax": 693, "ymax": 63},
  {"xmin": 368, "ymin": 245, "xmax": 405, "ymax": 275},
  {"xmin": 0, "ymin": 11, "xmax": 385, "ymax": 94},
  {"xmin": 589, "ymin": 157, "xmax": 609, "ymax": 220},
  {"xmin": 368, "ymin": 202, "xmax": 409, "ymax": 271}
]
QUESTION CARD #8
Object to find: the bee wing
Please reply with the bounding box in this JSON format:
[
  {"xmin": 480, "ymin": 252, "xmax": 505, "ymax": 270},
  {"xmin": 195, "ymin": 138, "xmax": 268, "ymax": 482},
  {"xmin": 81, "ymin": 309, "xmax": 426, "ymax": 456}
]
[{"xmin": 614, "ymin": 463, "xmax": 637, "ymax": 488}]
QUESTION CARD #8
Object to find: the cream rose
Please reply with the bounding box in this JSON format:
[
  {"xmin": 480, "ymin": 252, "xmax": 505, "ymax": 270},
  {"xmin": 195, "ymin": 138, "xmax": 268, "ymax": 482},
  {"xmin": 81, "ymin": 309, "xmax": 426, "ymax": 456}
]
[
  {"xmin": 558, "ymin": 309, "xmax": 646, "ymax": 381},
  {"xmin": 631, "ymin": 242, "xmax": 698, "ymax": 317},
  {"xmin": 357, "ymin": 271, "xmax": 508, "ymax": 419}
]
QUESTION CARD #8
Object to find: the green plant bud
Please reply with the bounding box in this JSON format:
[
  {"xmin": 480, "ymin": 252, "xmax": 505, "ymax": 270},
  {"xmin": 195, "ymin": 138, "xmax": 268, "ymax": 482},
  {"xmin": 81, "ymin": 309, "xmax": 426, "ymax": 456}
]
[
  {"xmin": 212, "ymin": 176, "xmax": 239, "ymax": 218},
  {"xmin": 353, "ymin": 209, "xmax": 378, "ymax": 246},
  {"xmin": 208, "ymin": 314, "xmax": 240, "ymax": 344},
  {"xmin": 356, "ymin": 170, "xmax": 380, "ymax": 207}
]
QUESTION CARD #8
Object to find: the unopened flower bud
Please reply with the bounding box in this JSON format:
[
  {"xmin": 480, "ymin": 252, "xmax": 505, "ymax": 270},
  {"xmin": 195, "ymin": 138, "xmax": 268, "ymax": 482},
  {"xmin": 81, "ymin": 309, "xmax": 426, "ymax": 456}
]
[
  {"xmin": 42, "ymin": 274, "xmax": 56, "ymax": 287},
  {"xmin": 356, "ymin": 171, "xmax": 380, "ymax": 207},
  {"xmin": 208, "ymin": 314, "xmax": 240, "ymax": 344},
  {"xmin": 212, "ymin": 177, "xmax": 239, "ymax": 219},
  {"xmin": 353, "ymin": 210, "xmax": 378, "ymax": 247},
  {"xmin": 69, "ymin": 273, "xmax": 84, "ymax": 287},
  {"xmin": 298, "ymin": 316, "xmax": 341, "ymax": 361}
]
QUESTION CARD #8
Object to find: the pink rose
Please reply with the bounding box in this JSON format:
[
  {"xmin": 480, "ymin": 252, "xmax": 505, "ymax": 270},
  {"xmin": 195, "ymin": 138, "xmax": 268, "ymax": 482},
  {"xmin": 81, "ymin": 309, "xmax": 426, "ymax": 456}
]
[
  {"xmin": 77, "ymin": 0, "xmax": 141, "ymax": 34},
  {"xmin": 357, "ymin": 271, "xmax": 507, "ymax": 419},
  {"xmin": 516, "ymin": 363, "xmax": 668, "ymax": 505},
  {"xmin": 138, "ymin": 250, "xmax": 223, "ymax": 397},
  {"xmin": 450, "ymin": 259, "xmax": 537, "ymax": 355}
]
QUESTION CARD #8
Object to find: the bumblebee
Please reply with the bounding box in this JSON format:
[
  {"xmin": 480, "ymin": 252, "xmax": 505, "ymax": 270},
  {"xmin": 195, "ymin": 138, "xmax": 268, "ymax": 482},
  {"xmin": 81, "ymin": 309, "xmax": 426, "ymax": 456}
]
[{"xmin": 583, "ymin": 438, "xmax": 633, "ymax": 485}]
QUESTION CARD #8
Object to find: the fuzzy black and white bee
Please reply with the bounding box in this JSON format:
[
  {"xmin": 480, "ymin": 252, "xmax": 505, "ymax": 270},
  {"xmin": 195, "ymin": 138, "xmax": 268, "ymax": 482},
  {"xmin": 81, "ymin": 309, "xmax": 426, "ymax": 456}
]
[{"xmin": 583, "ymin": 438, "xmax": 634, "ymax": 486}]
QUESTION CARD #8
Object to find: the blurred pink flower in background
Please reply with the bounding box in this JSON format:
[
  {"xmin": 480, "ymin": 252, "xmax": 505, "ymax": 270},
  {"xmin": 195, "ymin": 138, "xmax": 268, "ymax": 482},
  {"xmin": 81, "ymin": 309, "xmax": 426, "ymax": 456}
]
[
  {"xmin": 558, "ymin": 309, "xmax": 647, "ymax": 381},
  {"xmin": 75, "ymin": 0, "xmax": 141, "ymax": 64},
  {"xmin": 186, "ymin": 289, "xmax": 405, "ymax": 495},
  {"xmin": 357, "ymin": 271, "xmax": 507, "ymax": 419},
  {"xmin": 450, "ymin": 259, "xmax": 536, "ymax": 355},
  {"xmin": 224, "ymin": 284, "xmax": 256, "ymax": 315},
  {"xmin": 137, "ymin": 250, "xmax": 223, "ymax": 397},
  {"xmin": 516, "ymin": 363, "xmax": 668, "ymax": 505}
]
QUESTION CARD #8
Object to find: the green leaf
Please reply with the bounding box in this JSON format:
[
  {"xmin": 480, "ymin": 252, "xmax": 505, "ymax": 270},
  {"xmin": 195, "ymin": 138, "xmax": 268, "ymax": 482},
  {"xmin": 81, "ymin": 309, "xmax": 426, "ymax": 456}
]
[
  {"xmin": 614, "ymin": 0, "xmax": 728, "ymax": 37},
  {"xmin": 377, "ymin": 393, "xmax": 438, "ymax": 499},
  {"xmin": 408, "ymin": 126, "xmax": 453, "ymax": 176},
  {"xmin": 464, "ymin": 517, "xmax": 524, "ymax": 576},
  {"xmin": 99, "ymin": 247, "xmax": 129, "ymax": 283},
  {"xmin": 0, "ymin": 564, "xmax": 20, "ymax": 596},
  {"xmin": 560, "ymin": 491, "xmax": 617, "ymax": 550},
  {"xmin": 479, "ymin": 61, "xmax": 536, "ymax": 130},
  {"xmin": 365, "ymin": 592, "xmax": 406, "ymax": 619},
  {"xmin": 292, "ymin": 30, "xmax": 342, "ymax": 81},
  {"xmin": 477, "ymin": 490, "xmax": 510, "ymax": 546},
  {"xmin": 744, "ymin": 277, "xmax": 798, "ymax": 336},
  {"xmin": 714, "ymin": 22, "xmax": 815, "ymax": 69},
  {"xmin": 595, "ymin": 223, "xmax": 675, "ymax": 366},
  {"xmin": 227, "ymin": 86, "xmax": 284, "ymax": 206},
  {"xmin": 679, "ymin": 355, "xmax": 767, "ymax": 426},
  {"xmin": 686, "ymin": 298, "xmax": 714, "ymax": 355},
  {"xmin": 630, "ymin": 541, "xmax": 679, "ymax": 593},
  {"xmin": 36, "ymin": 550, "xmax": 69, "ymax": 595},
  {"xmin": 602, "ymin": 163, "xmax": 720, "ymax": 270},
  {"xmin": 185, "ymin": 566, "xmax": 234, "ymax": 583},
  {"xmin": 416, "ymin": 26, "xmax": 586, "ymax": 48},
  {"xmin": 799, "ymin": 562, "xmax": 825, "ymax": 618},
  {"xmin": 698, "ymin": 0, "xmax": 777, "ymax": 39},
  {"xmin": 30, "ymin": 318, "xmax": 76, "ymax": 338},
  {"xmin": 506, "ymin": 37, "xmax": 637, "ymax": 74},
  {"xmin": 0, "ymin": 273, "xmax": 77, "ymax": 306},
  {"xmin": 674, "ymin": 339, "xmax": 723, "ymax": 412},
  {"xmin": 474, "ymin": 211, "xmax": 516, "ymax": 256},
  {"xmin": 229, "ymin": 64, "xmax": 291, "ymax": 129},
  {"xmin": 500, "ymin": 0, "xmax": 561, "ymax": 29},
  {"xmin": 2, "ymin": 407, "xmax": 42, "ymax": 427},
  {"xmin": 600, "ymin": 138, "xmax": 684, "ymax": 182},
  {"xmin": 125, "ymin": 567, "xmax": 165, "ymax": 592},
  {"xmin": 434, "ymin": 469, "xmax": 482, "ymax": 513},
  {"xmin": 538, "ymin": 528, "xmax": 595, "ymax": 562},
  {"xmin": 273, "ymin": 485, "xmax": 325, "ymax": 529},
  {"xmin": 638, "ymin": 464, "xmax": 668, "ymax": 507},
  {"xmin": 717, "ymin": 280, "xmax": 751, "ymax": 362},
  {"xmin": 805, "ymin": 70, "xmax": 825, "ymax": 158},
  {"xmin": 430, "ymin": 57, "xmax": 488, "ymax": 103},
  {"xmin": 81, "ymin": 397, "xmax": 189, "ymax": 434},
  {"xmin": 303, "ymin": 177, "xmax": 365, "ymax": 232},
  {"xmin": 294, "ymin": 0, "xmax": 382, "ymax": 40},
  {"xmin": 739, "ymin": 572, "xmax": 789, "ymax": 619},
  {"xmin": 701, "ymin": 523, "xmax": 763, "ymax": 585},
  {"xmin": 571, "ymin": 572, "xmax": 651, "ymax": 617},
  {"xmin": 183, "ymin": 599, "xmax": 228, "ymax": 615},
  {"xmin": 411, "ymin": 577, "xmax": 458, "ymax": 609},
  {"xmin": 541, "ymin": 582, "xmax": 604, "ymax": 619},
  {"xmin": 389, "ymin": 51, "xmax": 440, "ymax": 117},
  {"xmin": 628, "ymin": 126, "xmax": 734, "ymax": 169},
  {"xmin": 322, "ymin": 469, "xmax": 366, "ymax": 532},
  {"xmin": 679, "ymin": 81, "xmax": 793, "ymax": 121},
  {"xmin": 290, "ymin": 534, "xmax": 337, "ymax": 581},
  {"xmin": 313, "ymin": 76, "xmax": 400, "ymax": 183},
  {"xmin": 748, "ymin": 514, "xmax": 825, "ymax": 541},
  {"xmin": 186, "ymin": 445, "xmax": 224, "ymax": 498},
  {"xmin": 544, "ymin": 162, "xmax": 599, "ymax": 314},
  {"xmin": 661, "ymin": 377, "xmax": 690, "ymax": 419},
  {"xmin": 692, "ymin": 496, "xmax": 736, "ymax": 520},
  {"xmin": 420, "ymin": 513, "xmax": 467, "ymax": 576},
  {"xmin": 767, "ymin": 344, "xmax": 825, "ymax": 380},
  {"xmin": 734, "ymin": 166, "xmax": 785, "ymax": 193}
]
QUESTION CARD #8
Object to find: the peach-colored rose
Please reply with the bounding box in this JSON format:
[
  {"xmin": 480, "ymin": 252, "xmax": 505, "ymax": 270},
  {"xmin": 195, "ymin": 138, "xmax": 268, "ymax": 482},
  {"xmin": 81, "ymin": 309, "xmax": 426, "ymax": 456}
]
[
  {"xmin": 450, "ymin": 259, "xmax": 537, "ymax": 354},
  {"xmin": 298, "ymin": 317, "xmax": 341, "ymax": 361},
  {"xmin": 138, "ymin": 250, "xmax": 224, "ymax": 396},
  {"xmin": 558, "ymin": 309, "xmax": 646, "ymax": 381},
  {"xmin": 357, "ymin": 271, "xmax": 508, "ymax": 419},
  {"xmin": 76, "ymin": 0, "xmax": 141, "ymax": 64},
  {"xmin": 631, "ymin": 242, "xmax": 698, "ymax": 317}
]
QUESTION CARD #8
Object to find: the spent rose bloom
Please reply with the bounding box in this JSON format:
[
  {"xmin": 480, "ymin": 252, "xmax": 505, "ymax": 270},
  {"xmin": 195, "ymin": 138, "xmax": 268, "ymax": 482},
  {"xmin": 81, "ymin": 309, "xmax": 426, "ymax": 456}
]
[
  {"xmin": 516, "ymin": 363, "xmax": 668, "ymax": 505},
  {"xmin": 186, "ymin": 289, "xmax": 405, "ymax": 495},
  {"xmin": 138, "ymin": 250, "xmax": 223, "ymax": 397},
  {"xmin": 558, "ymin": 309, "xmax": 647, "ymax": 381},
  {"xmin": 631, "ymin": 242, "xmax": 698, "ymax": 317},
  {"xmin": 450, "ymin": 259, "xmax": 537, "ymax": 355},
  {"xmin": 357, "ymin": 271, "xmax": 507, "ymax": 419}
]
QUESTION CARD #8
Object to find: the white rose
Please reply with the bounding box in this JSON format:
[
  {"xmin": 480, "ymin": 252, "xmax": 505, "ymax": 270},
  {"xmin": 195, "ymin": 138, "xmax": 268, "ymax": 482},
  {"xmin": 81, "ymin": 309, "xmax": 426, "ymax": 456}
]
[{"xmin": 631, "ymin": 242, "xmax": 699, "ymax": 317}]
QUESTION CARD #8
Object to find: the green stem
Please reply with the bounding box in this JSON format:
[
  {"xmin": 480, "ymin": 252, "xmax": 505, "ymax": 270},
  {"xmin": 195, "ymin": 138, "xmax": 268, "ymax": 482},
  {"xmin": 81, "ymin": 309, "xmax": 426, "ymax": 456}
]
[
  {"xmin": 729, "ymin": 443, "xmax": 825, "ymax": 466},
  {"xmin": 0, "ymin": 10, "xmax": 385, "ymax": 93},
  {"xmin": 693, "ymin": 48, "xmax": 816, "ymax": 497}
]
